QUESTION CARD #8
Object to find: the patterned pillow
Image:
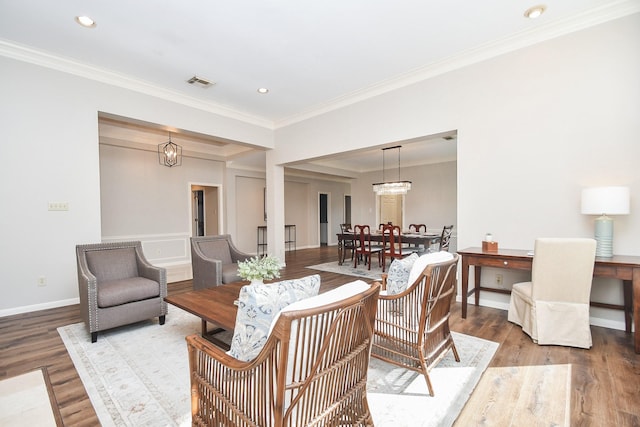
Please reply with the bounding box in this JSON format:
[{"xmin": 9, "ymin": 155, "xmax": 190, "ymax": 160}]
[
  {"xmin": 228, "ymin": 274, "xmax": 321, "ymax": 361},
  {"xmin": 386, "ymin": 252, "xmax": 419, "ymax": 295}
]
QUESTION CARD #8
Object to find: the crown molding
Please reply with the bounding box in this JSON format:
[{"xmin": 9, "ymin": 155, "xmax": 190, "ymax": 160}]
[
  {"xmin": 1, "ymin": 1, "xmax": 637, "ymax": 131},
  {"xmin": 275, "ymin": 0, "xmax": 640, "ymax": 128},
  {"xmin": 0, "ymin": 40, "xmax": 275, "ymax": 130}
]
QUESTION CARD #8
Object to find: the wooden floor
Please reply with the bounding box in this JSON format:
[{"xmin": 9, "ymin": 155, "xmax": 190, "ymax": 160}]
[{"xmin": 1, "ymin": 246, "xmax": 638, "ymax": 426}]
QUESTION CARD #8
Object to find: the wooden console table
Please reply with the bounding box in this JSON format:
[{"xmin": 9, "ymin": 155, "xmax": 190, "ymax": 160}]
[{"xmin": 457, "ymin": 247, "xmax": 640, "ymax": 353}]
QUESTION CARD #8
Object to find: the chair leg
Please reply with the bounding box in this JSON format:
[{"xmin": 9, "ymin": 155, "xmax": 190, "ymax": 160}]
[
  {"xmin": 159, "ymin": 315, "xmax": 166, "ymax": 325},
  {"xmin": 91, "ymin": 332, "xmax": 98, "ymax": 343},
  {"xmin": 421, "ymin": 367, "xmax": 435, "ymax": 397}
]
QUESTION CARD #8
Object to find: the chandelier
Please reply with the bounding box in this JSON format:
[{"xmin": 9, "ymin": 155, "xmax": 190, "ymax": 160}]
[
  {"xmin": 158, "ymin": 133, "xmax": 182, "ymax": 167},
  {"xmin": 372, "ymin": 145, "xmax": 412, "ymax": 195}
]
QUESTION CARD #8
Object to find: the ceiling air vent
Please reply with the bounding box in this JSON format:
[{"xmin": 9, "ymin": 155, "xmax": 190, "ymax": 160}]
[{"xmin": 187, "ymin": 75, "xmax": 215, "ymax": 88}]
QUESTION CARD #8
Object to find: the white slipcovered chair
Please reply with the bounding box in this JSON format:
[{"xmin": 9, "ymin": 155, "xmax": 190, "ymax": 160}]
[{"xmin": 507, "ymin": 237, "xmax": 597, "ymax": 348}]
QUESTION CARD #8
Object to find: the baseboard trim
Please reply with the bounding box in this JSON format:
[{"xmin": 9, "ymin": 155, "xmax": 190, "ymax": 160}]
[
  {"xmin": 455, "ymin": 295, "xmax": 628, "ymax": 332},
  {"xmin": 0, "ymin": 298, "xmax": 79, "ymax": 318}
]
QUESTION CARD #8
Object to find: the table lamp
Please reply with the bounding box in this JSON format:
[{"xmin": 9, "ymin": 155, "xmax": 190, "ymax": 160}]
[{"xmin": 581, "ymin": 186, "xmax": 630, "ymax": 257}]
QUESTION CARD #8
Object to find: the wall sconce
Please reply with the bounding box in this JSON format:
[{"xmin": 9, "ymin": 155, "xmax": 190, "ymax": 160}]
[
  {"xmin": 158, "ymin": 133, "xmax": 182, "ymax": 167},
  {"xmin": 372, "ymin": 145, "xmax": 412, "ymax": 195},
  {"xmin": 581, "ymin": 186, "xmax": 630, "ymax": 257}
]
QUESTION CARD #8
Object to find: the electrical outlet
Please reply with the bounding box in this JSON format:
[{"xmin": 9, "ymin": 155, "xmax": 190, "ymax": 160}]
[
  {"xmin": 495, "ymin": 273, "xmax": 503, "ymax": 286},
  {"xmin": 38, "ymin": 276, "xmax": 47, "ymax": 287}
]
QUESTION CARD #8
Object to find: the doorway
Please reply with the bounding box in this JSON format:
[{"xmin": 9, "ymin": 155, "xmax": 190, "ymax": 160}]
[
  {"xmin": 191, "ymin": 184, "xmax": 219, "ymax": 236},
  {"xmin": 344, "ymin": 195, "xmax": 352, "ymax": 225},
  {"xmin": 319, "ymin": 193, "xmax": 329, "ymax": 246},
  {"xmin": 378, "ymin": 194, "xmax": 404, "ymax": 229}
]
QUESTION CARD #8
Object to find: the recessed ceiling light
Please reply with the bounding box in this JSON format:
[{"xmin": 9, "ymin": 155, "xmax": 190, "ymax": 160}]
[
  {"xmin": 75, "ymin": 15, "xmax": 96, "ymax": 28},
  {"xmin": 257, "ymin": 88, "xmax": 269, "ymax": 94},
  {"xmin": 524, "ymin": 5, "xmax": 546, "ymax": 19}
]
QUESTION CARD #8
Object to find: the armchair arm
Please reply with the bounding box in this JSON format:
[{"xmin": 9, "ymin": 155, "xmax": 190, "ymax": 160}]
[
  {"xmin": 134, "ymin": 246, "xmax": 168, "ymax": 312},
  {"xmin": 187, "ymin": 334, "xmax": 280, "ymax": 426},
  {"xmin": 134, "ymin": 247, "xmax": 167, "ymax": 286},
  {"xmin": 227, "ymin": 238, "xmax": 252, "ymax": 263},
  {"xmin": 76, "ymin": 248, "xmax": 99, "ymax": 330}
]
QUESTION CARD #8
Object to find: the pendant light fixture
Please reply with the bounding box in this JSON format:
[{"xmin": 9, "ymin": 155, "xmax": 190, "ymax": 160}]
[
  {"xmin": 372, "ymin": 145, "xmax": 412, "ymax": 195},
  {"xmin": 158, "ymin": 133, "xmax": 182, "ymax": 167}
]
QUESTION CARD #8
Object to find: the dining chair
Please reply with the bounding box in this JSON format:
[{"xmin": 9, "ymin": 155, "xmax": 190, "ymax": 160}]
[
  {"xmin": 408, "ymin": 223, "xmax": 427, "ymax": 249},
  {"xmin": 508, "ymin": 237, "xmax": 597, "ymax": 348},
  {"xmin": 409, "ymin": 224, "xmax": 427, "ymax": 233},
  {"xmin": 354, "ymin": 224, "xmax": 382, "ymax": 270},
  {"xmin": 438, "ymin": 225, "xmax": 454, "ymax": 251},
  {"xmin": 187, "ymin": 280, "xmax": 380, "ymax": 427},
  {"xmin": 340, "ymin": 223, "xmax": 356, "ymax": 264},
  {"xmin": 381, "ymin": 224, "xmax": 415, "ymax": 272}
]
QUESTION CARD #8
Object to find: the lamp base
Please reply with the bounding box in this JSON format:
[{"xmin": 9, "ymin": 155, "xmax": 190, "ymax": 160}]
[{"xmin": 594, "ymin": 215, "xmax": 613, "ymax": 258}]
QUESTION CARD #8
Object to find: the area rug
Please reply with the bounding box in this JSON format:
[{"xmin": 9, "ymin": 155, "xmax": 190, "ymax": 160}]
[
  {"xmin": 58, "ymin": 307, "xmax": 497, "ymax": 427},
  {"xmin": 306, "ymin": 260, "xmax": 386, "ymax": 281},
  {"xmin": 367, "ymin": 332, "xmax": 498, "ymax": 427},
  {"xmin": 0, "ymin": 368, "xmax": 61, "ymax": 426}
]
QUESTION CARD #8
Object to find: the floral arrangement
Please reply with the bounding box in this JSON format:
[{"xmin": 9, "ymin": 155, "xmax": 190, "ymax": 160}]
[{"xmin": 237, "ymin": 255, "xmax": 282, "ymax": 281}]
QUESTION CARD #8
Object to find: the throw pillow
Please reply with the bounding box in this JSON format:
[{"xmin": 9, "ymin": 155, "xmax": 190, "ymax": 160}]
[
  {"xmin": 407, "ymin": 251, "xmax": 454, "ymax": 287},
  {"xmin": 386, "ymin": 252, "xmax": 419, "ymax": 295},
  {"xmin": 228, "ymin": 274, "xmax": 321, "ymax": 361}
]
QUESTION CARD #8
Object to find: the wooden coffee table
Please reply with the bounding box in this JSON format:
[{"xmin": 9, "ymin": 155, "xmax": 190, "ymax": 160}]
[{"xmin": 165, "ymin": 281, "xmax": 245, "ymax": 347}]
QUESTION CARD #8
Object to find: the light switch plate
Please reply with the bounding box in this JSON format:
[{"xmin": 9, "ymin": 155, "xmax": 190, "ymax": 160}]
[{"xmin": 48, "ymin": 202, "xmax": 69, "ymax": 211}]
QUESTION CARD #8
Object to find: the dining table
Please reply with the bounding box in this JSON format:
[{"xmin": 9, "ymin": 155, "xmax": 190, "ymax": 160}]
[{"xmin": 336, "ymin": 231, "xmax": 440, "ymax": 265}]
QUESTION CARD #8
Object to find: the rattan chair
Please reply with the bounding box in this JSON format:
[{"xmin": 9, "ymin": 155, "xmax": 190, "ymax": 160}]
[
  {"xmin": 372, "ymin": 254, "xmax": 459, "ymax": 396},
  {"xmin": 187, "ymin": 281, "xmax": 380, "ymax": 426}
]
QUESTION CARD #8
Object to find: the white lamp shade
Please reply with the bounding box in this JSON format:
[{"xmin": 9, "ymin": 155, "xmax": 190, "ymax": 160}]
[{"xmin": 581, "ymin": 186, "xmax": 630, "ymax": 216}]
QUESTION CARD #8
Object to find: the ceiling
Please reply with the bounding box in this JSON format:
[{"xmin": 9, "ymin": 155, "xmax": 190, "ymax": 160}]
[{"xmin": 1, "ymin": 0, "xmax": 634, "ymax": 175}]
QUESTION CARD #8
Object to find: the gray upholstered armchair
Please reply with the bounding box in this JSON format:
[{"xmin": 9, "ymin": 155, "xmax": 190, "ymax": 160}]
[
  {"xmin": 190, "ymin": 235, "xmax": 251, "ymax": 290},
  {"xmin": 76, "ymin": 241, "xmax": 168, "ymax": 343}
]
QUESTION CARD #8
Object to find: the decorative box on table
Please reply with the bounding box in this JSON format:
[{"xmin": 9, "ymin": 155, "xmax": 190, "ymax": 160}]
[
  {"xmin": 482, "ymin": 234, "xmax": 498, "ymax": 252},
  {"xmin": 482, "ymin": 241, "xmax": 498, "ymax": 252}
]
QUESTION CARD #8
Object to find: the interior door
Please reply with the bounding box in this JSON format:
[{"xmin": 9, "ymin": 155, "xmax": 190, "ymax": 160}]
[
  {"xmin": 319, "ymin": 193, "xmax": 328, "ymax": 246},
  {"xmin": 379, "ymin": 194, "xmax": 403, "ymax": 229},
  {"xmin": 193, "ymin": 190, "xmax": 205, "ymax": 236}
]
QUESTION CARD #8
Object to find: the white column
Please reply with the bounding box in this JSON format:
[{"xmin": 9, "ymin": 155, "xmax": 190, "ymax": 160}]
[{"xmin": 265, "ymin": 151, "xmax": 286, "ymax": 265}]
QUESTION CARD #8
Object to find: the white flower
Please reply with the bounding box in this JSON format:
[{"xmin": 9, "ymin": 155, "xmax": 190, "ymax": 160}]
[{"xmin": 237, "ymin": 255, "xmax": 282, "ymax": 281}]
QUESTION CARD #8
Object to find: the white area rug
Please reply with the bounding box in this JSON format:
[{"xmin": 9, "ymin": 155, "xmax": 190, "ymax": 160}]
[
  {"xmin": 368, "ymin": 333, "xmax": 498, "ymax": 427},
  {"xmin": 306, "ymin": 261, "xmax": 386, "ymax": 281},
  {"xmin": 0, "ymin": 369, "xmax": 59, "ymax": 427},
  {"xmin": 58, "ymin": 306, "xmax": 497, "ymax": 427}
]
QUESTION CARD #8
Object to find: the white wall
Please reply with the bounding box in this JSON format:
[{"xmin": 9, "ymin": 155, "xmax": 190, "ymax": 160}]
[
  {"xmin": 352, "ymin": 161, "xmax": 457, "ymax": 237},
  {"xmin": 99, "ymin": 143, "xmax": 225, "ymax": 281},
  {"xmin": 0, "ymin": 55, "xmax": 272, "ymax": 314},
  {"xmin": 273, "ymin": 14, "xmax": 640, "ymax": 329},
  {"xmin": 1, "ymin": 13, "xmax": 638, "ymax": 332}
]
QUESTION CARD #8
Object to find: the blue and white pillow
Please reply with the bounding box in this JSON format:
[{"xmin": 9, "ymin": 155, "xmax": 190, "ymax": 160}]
[
  {"xmin": 228, "ymin": 274, "xmax": 321, "ymax": 361},
  {"xmin": 386, "ymin": 252, "xmax": 419, "ymax": 295}
]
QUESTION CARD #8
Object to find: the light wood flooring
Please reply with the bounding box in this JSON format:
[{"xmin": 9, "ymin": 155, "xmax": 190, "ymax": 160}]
[{"xmin": 1, "ymin": 246, "xmax": 638, "ymax": 426}]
